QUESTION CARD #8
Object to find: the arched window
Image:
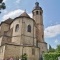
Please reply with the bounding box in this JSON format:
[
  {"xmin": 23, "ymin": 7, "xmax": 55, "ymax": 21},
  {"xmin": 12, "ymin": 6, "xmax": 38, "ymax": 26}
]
[
  {"xmin": 27, "ymin": 25, "xmax": 31, "ymax": 32},
  {"xmin": 36, "ymin": 11, "xmax": 38, "ymax": 15},
  {"xmin": 36, "ymin": 40, "xmax": 38, "ymax": 47},
  {"xmin": 15, "ymin": 24, "xmax": 19, "ymax": 32},
  {"xmin": 42, "ymin": 35, "xmax": 43, "ymax": 38}
]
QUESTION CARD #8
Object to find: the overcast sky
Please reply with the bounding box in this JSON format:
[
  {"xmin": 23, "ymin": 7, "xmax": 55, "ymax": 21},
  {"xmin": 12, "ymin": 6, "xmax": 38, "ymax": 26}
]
[{"xmin": 0, "ymin": 0, "xmax": 60, "ymax": 48}]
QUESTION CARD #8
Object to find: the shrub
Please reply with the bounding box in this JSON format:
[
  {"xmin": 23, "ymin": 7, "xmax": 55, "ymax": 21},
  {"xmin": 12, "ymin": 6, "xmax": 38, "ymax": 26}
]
[{"xmin": 43, "ymin": 53, "xmax": 60, "ymax": 60}]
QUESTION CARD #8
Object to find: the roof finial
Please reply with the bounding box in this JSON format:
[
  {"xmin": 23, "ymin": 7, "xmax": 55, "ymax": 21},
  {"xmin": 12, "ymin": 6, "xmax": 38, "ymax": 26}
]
[
  {"xmin": 35, "ymin": 1, "xmax": 39, "ymax": 6},
  {"xmin": 24, "ymin": 9, "xmax": 26, "ymax": 12}
]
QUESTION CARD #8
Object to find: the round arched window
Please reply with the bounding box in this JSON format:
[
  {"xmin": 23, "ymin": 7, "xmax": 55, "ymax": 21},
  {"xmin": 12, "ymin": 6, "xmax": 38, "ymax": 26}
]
[
  {"xmin": 27, "ymin": 25, "xmax": 31, "ymax": 32},
  {"xmin": 15, "ymin": 24, "xmax": 19, "ymax": 32}
]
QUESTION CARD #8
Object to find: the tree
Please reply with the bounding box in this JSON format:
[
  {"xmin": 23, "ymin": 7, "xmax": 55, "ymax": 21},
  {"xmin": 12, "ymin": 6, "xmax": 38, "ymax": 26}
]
[
  {"xmin": 49, "ymin": 45, "xmax": 55, "ymax": 52},
  {"xmin": 56, "ymin": 45, "xmax": 60, "ymax": 53},
  {"xmin": 0, "ymin": 0, "xmax": 6, "ymax": 13},
  {"xmin": 43, "ymin": 44, "xmax": 60, "ymax": 60},
  {"xmin": 21, "ymin": 53, "xmax": 27, "ymax": 60},
  {"xmin": 0, "ymin": 0, "xmax": 3, "ymax": 3}
]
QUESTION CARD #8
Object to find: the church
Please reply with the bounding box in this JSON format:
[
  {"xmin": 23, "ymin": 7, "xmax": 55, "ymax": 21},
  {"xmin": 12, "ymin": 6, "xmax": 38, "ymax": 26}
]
[{"xmin": 0, "ymin": 2, "xmax": 47, "ymax": 60}]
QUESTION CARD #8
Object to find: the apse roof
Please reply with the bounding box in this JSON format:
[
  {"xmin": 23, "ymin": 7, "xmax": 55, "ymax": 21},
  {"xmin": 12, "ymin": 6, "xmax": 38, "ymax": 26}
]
[
  {"xmin": 20, "ymin": 11, "xmax": 30, "ymax": 18},
  {"xmin": 0, "ymin": 12, "xmax": 34, "ymax": 25}
]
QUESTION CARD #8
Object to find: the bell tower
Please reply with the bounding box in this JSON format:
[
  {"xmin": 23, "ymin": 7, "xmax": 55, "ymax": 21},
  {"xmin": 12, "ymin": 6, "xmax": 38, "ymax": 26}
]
[
  {"xmin": 32, "ymin": 2, "xmax": 44, "ymax": 42},
  {"xmin": 32, "ymin": 2, "xmax": 47, "ymax": 57}
]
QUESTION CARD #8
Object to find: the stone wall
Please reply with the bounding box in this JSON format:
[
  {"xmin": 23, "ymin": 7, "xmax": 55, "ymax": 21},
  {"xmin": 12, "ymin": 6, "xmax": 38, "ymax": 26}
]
[
  {"xmin": 4, "ymin": 44, "xmax": 40, "ymax": 60},
  {"xmin": 0, "ymin": 45, "xmax": 5, "ymax": 60}
]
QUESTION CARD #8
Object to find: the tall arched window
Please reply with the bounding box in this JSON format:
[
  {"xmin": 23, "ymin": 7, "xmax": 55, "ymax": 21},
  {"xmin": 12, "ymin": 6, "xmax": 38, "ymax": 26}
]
[
  {"xmin": 36, "ymin": 11, "xmax": 38, "ymax": 15},
  {"xmin": 15, "ymin": 24, "xmax": 19, "ymax": 32},
  {"xmin": 27, "ymin": 25, "xmax": 31, "ymax": 32}
]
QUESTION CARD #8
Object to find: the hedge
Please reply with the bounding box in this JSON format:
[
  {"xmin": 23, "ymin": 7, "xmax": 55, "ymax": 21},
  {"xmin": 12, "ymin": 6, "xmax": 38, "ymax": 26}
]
[{"xmin": 43, "ymin": 53, "xmax": 60, "ymax": 60}]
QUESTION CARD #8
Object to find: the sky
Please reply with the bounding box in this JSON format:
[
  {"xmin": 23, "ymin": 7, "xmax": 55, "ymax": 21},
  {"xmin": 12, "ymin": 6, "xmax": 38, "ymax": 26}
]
[{"xmin": 0, "ymin": 0, "xmax": 60, "ymax": 49}]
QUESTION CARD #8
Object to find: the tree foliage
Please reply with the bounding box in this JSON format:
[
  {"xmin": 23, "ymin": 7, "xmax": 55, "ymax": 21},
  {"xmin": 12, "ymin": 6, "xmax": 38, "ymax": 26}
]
[
  {"xmin": 21, "ymin": 53, "xmax": 27, "ymax": 60},
  {"xmin": 43, "ymin": 44, "xmax": 60, "ymax": 60},
  {"xmin": 0, "ymin": 0, "xmax": 3, "ymax": 3},
  {"xmin": 43, "ymin": 53, "xmax": 60, "ymax": 60},
  {"xmin": 56, "ymin": 45, "xmax": 60, "ymax": 53},
  {"xmin": 49, "ymin": 45, "xmax": 55, "ymax": 52},
  {"xmin": 0, "ymin": 0, "xmax": 6, "ymax": 13}
]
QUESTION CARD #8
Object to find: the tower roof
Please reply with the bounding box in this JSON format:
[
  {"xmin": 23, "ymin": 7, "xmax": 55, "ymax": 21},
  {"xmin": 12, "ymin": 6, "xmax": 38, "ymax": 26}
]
[
  {"xmin": 32, "ymin": 2, "xmax": 42, "ymax": 11},
  {"xmin": 20, "ymin": 12, "xmax": 30, "ymax": 18}
]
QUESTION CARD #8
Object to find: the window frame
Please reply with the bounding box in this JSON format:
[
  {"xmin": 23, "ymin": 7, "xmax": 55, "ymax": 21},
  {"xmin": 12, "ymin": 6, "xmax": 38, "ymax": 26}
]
[
  {"xmin": 27, "ymin": 25, "xmax": 31, "ymax": 32},
  {"xmin": 15, "ymin": 24, "xmax": 19, "ymax": 32},
  {"xmin": 36, "ymin": 11, "xmax": 38, "ymax": 15}
]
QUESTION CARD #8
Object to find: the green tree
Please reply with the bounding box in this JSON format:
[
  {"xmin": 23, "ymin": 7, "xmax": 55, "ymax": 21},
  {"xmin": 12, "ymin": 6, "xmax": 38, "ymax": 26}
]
[
  {"xmin": 21, "ymin": 53, "xmax": 27, "ymax": 60},
  {"xmin": 43, "ymin": 44, "xmax": 60, "ymax": 60},
  {"xmin": 0, "ymin": 0, "xmax": 3, "ymax": 3},
  {"xmin": 56, "ymin": 45, "xmax": 60, "ymax": 53},
  {"xmin": 49, "ymin": 45, "xmax": 55, "ymax": 52},
  {"xmin": 0, "ymin": 0, "xmax": 6, "ymax": 13}
]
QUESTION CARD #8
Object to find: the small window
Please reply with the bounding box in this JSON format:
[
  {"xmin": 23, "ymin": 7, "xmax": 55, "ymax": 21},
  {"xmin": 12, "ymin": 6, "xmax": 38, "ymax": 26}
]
[
  {"xmin": 32, "ymin": 48, "xmax": 35, "ymax": 55},
  {"xmin": 42, "ymin": 35, "xmax": 43, "ymax": 38},
  {"xmin": 27, "ymin": 25, "xmax": 31, "ymax": 32},
  {"xmin": 40, "ymin": 12, "xmax": 42, "ymax": 15},
  {"xmin": 36, "ymin": 40, "xmax": 38, "ymax": 47},
  {"xmin": 36, "ymin": 11, "xmax": 38, "ymax": 15},
  {"xmin": 15, "ymin": 24, "xmax": 19, "ymax": 32}
]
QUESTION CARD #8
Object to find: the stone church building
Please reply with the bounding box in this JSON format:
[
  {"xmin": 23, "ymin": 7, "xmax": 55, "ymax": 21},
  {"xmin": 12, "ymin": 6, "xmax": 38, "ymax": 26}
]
[{"xmin": 0, "ymin": 2, "xmax": 47, "ymax": 60}]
